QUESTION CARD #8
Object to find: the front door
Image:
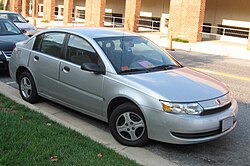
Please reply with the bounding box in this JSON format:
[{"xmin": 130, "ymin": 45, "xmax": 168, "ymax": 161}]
[{"xmin": 58, "ymin": 34, "xmax": 105, "ymax": 118}]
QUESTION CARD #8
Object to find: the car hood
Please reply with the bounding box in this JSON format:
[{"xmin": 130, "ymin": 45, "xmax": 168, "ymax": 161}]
[
  {"xmin": 0, "ymin": 34, "xmax": 28, "ymax": 50},
  {"xmin": 14, "ymin": 22, "xmax": 36, "ymax": 30},
  {"xmin": 123, "ymin": 67, "xmax": 228, "ymax": 102}
]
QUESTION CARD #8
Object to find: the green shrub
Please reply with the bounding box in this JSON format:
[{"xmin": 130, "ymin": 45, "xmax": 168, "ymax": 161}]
[
  {"xmin": 0, "ymin": 0, "xmax": 3, "ymax": 10},
  {"xmin": 172, "ymin": 38, "xmax": 189, "ymax": 43},
  {"xmin": 41, "ymin": 20, "xmax": 49, "ymax": 23}
]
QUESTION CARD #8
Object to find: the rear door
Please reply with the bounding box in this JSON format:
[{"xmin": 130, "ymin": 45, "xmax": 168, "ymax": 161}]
[
  {"xmin": 29, "ymin": 32, "xmax": 66, "ymax": 98},
  {"xmin": 58, "ymin": 34, "xmax": 105, "ymax": 117}
]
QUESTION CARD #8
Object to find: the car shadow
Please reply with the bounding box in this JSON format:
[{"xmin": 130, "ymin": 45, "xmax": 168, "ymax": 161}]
[
  {"xmin": 39, "ymin": 98, "xmax": 249, "ymax": 166},
  {"xmin": 167, "ymin": 50, "xmax": 226, "ymax": 68},
  {"xmin": 0, "ymin": 70, "xmax": 10, "ymax": 77}
]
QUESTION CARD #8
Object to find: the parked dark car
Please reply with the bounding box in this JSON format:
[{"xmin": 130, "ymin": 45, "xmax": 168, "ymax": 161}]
[
  {"xmin": 0, "ymin": 17, "xmax": 28, "ymax": 71},
  {"xmin": 0, "ymin": 11, "xmax": 37, "ymax": 36}
]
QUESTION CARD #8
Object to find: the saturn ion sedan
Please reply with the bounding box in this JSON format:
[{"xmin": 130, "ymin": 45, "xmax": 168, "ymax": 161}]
[{"xmin": 9, "ymin": 28, "xmax": 238, "ymax": 146}]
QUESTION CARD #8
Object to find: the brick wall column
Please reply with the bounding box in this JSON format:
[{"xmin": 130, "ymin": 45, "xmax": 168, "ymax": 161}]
[
  {"xmin": 9, "ymin": 0, "xmax": 20, "ymax": 12},
  {"xmin": 169, "ymin": 0, "xmax": 206, "ymax": 42},
  {"xmin": 124, "ymin": 0, "xmax": 141, "ymax": 32},
  {"xmin": 3, "ymin": 0, "xmax": 8, "ymax": 10},
  {"xmin": 17, "ymin": 0, "xmax": 21, "ymax": 13},
  {"xmin": 43, "ymin": 0, "xmax": 55, "ymax": 22},
  {"xmin": 9, "ymin": 0, "xmax": 15, "ymax": 12},
  {"xmin": 21, "ymin": 0, "xmax": 29, "ymax": 17},
  {"xmin": 63, "ymin": 0, "xmax": 73, "ymax": 24},
  {"xmin": 31, "ymin": 0, "xmax": 38, "ymax": 18},
  {"xmin": 85, "ymin": 0, "xmax": 106, "ymax": 27}
]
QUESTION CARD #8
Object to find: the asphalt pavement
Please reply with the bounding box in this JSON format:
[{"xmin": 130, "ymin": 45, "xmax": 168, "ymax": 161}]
[{"xmin": 0, "ymin": 50, "xmax": 249, "ymax": 166}]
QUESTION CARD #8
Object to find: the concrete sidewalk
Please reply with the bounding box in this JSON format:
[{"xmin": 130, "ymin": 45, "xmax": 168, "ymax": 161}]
[
  {"xmin": 0, "ymin": 81, "xmax": 176, "ymax": 166},
  {"xmin": 141, "ymin": 33, "xmax": 250, "ymax": 61}
]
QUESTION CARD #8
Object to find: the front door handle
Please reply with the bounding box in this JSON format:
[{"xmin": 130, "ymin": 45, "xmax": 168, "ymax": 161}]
[
  {"xmin": 62, "ymin": 66, "xmax": 70, "ymax": 73},
  {"xmin": 34, "ymin": 56, "xmax": 39, "ymax": 61}
]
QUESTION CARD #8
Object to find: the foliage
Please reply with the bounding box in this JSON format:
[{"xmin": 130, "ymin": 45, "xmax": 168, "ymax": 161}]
[
  {"xmin": 0, "ymin": 93, "xmax": 139, "ymax": 165},
  {"xmin": 0, "ymin": 0, "xmax": 2, "ymax": 10},
  {"xmin": 172, "ymin": 38, "xmax": 189, "ymax": 43}
]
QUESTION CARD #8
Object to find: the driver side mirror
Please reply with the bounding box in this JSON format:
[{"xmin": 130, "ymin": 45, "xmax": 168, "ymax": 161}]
[{"xmin": 81, "ymin": 63, "xmax": 105, "ymax": 75}]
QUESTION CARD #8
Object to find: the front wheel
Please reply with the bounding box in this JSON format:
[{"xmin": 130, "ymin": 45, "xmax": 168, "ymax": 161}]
[
  {"xmin": 18, "ymin": 71, "xmax": 39, "ymax": 103},
  {"xmin": 109, "ymin": 103, "xmax": 149, "ymax": 146}
]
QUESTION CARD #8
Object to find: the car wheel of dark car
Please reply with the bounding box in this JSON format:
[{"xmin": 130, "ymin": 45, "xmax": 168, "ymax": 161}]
[
  {"xmin": 109, "ymin": 102, "xmax": 149, "ymax": 146},
  {"xmin": 19, "ymin": 71, "xmax": 39, "ymax": 103}
]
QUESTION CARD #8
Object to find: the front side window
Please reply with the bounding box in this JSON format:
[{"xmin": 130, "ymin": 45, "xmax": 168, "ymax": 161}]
[
  {"xmin": 38, "ymin": 33, "xmax": 66, "ymax": 58},
  {"xmin": 66, "ymin": 35, "xmax": 99, "ymax": 65},
  {"xmin": 95, "ymin": 36, "xmax": 181, "ymax": 74}
]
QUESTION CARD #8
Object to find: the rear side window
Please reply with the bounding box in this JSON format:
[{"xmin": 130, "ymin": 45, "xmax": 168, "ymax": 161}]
[
  {"xmin": 33, "ymin": 32, "xmax": 66, "ymax": 58},
  {"xmin": 0, "ymin": 14, "xmax": 8, "ymax": 19}
]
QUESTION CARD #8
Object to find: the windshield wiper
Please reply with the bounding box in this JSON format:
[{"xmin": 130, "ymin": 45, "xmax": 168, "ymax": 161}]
[
  {"xmin": 149, "ymin": 64, "xmax": 181, "ymax": 71},
  {"xmin": 13, "ymin": 20, "xmax": 26, "ymax": 23},
  {"xmin": 118, "ymin": 68, "xmax": 149, "ymax": 75}
]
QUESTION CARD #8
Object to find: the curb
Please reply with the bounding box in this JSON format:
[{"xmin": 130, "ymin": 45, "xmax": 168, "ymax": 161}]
[{"xmin": 0, "ymin": 81, "xmax": 176, "ymax": 166}]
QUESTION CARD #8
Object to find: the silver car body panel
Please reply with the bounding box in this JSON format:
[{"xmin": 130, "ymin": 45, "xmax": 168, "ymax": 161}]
[{"xmin": 9, "ymin": 28, "xmax": 238, "ymax": 144}]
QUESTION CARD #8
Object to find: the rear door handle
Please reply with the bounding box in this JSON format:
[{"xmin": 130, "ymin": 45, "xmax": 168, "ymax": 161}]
[
  {"xmin": 62, "ymin": 66, "xmax": 70, "ymax": 73},
  {"xmin": 34, "ymin": 56, "xmax": 39, "ymax": 61}
]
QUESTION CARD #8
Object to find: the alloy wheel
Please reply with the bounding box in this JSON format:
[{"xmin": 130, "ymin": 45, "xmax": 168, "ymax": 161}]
[{"xmin": 116, "ymin": 112, "xmax": 145, "ymax": 141}]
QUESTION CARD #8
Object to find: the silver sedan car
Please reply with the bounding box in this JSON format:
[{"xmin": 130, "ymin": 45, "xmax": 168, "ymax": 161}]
[{"xmin": 9, "ymin": 28, "xmax": 238, "ymax": 146}]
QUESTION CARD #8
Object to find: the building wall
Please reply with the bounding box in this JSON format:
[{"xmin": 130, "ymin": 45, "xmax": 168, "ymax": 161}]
[
  {"xmin": 55, "ymin": 0, "xmax": 63, "ymax": 6},
  {"xmin": 141, "ymin": 0, "xmax": 170, "ymax": 17},
  {"xmin": 54, "ymin": 0, "xmax": 85, "ymax": 10},
  {"xmin": 104, "ymin": 0, "xmax": 170, "ymax": 17},
  {"xmin": 106, "ymin": 0, "xmax": 125, "ymax": 14},
  {"xmin": 205, "ymin": 0, "xmax": 250, "ymax": 27},
  {"xmin": 74, "ymin": 0, "xmax": 85, "ymax": 7}
]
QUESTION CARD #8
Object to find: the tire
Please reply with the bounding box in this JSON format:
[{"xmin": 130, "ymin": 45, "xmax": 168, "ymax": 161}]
[
  {"xmin": 18, "ymin": 71, "xmax": 39, "ymax": 103},
  {"xmin": 109, "ymin": 102, "xmax": 149, "ymax": 146}
]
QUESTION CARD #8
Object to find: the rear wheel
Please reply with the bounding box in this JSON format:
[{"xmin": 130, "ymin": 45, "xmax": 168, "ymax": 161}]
[
  {"xmin": 18, "ymin": 71, "xmax": 39, "ymax": 103},
  {"xmin": 109, "ymin": 103, "xmax": 149, "ymax": 146}
]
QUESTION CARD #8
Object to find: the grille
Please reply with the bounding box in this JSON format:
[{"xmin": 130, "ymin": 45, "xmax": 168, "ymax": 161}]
[
  {"xmin": 171, "ymin": 129, "xmax": 221, "ymax": 139},
  {"xmin": 3, "ymin": 50, "xmax": 12, "ymax": 57},
  {"xmin": 201, "ymin": 102, "xmax": 232, "ymax": 116}
]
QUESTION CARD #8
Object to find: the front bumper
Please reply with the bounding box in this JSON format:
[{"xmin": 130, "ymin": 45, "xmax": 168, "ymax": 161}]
[
  {"xmin": 143, "ymin": 99, "xmax": 238, "ymax": 144},
  {"xmin": 0, "ymin": 52, "xmax": 9, "ymax": 71}
]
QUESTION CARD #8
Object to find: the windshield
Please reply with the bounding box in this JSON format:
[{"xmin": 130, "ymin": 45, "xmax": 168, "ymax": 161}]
[
  {"xmin": 0, "ymin": 19, "xmax": 22, "ymax": 35},
  {"xmin": 9, "ymin": 13, "xmax": 27, "ymax": 23},
  {"xmin": 95, "ymin": 36, "xmax": 181, "ymax": 74}
]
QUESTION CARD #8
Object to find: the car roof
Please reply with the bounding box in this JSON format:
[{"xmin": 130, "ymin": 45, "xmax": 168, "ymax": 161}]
[
  {"xmin": 43, "ymin": 27, "xmax": 138, "ymax": 39},
  {"xmin": 0, "ymin": 11, "xmax": 18, "ymax": 14}
]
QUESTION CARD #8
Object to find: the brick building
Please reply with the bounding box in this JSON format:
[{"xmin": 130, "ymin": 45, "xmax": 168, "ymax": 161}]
[{"xmin": 3, "ymin": 0, "xmax": 250, "ymax": 48}]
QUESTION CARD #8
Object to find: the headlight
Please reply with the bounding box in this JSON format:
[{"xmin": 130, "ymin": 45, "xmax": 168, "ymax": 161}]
[{"xmin": 160, "ymin": 101, "xmax": 203, "ymax": 115}]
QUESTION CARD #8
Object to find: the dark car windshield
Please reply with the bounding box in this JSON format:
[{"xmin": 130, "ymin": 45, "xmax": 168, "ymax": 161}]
[
  {"xmin": 95, "ymin": 36, "xmax": 181, "ymax": 74},
  {"xmin": 0, "ymin": 19, "xmax": 22, "ymax": 35},
  {"xmin": 0, "ymin": 13, "xmax": 27, "ymax": 23},
  {"xmin": 9, "ymin": 13, "xmax": 27, "ymax": 23}
]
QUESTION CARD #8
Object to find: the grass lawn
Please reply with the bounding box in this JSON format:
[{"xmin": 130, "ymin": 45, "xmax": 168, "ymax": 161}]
[{"xmin": 0, "ymin": 93, "xmax": 139, "ymax": 165}]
